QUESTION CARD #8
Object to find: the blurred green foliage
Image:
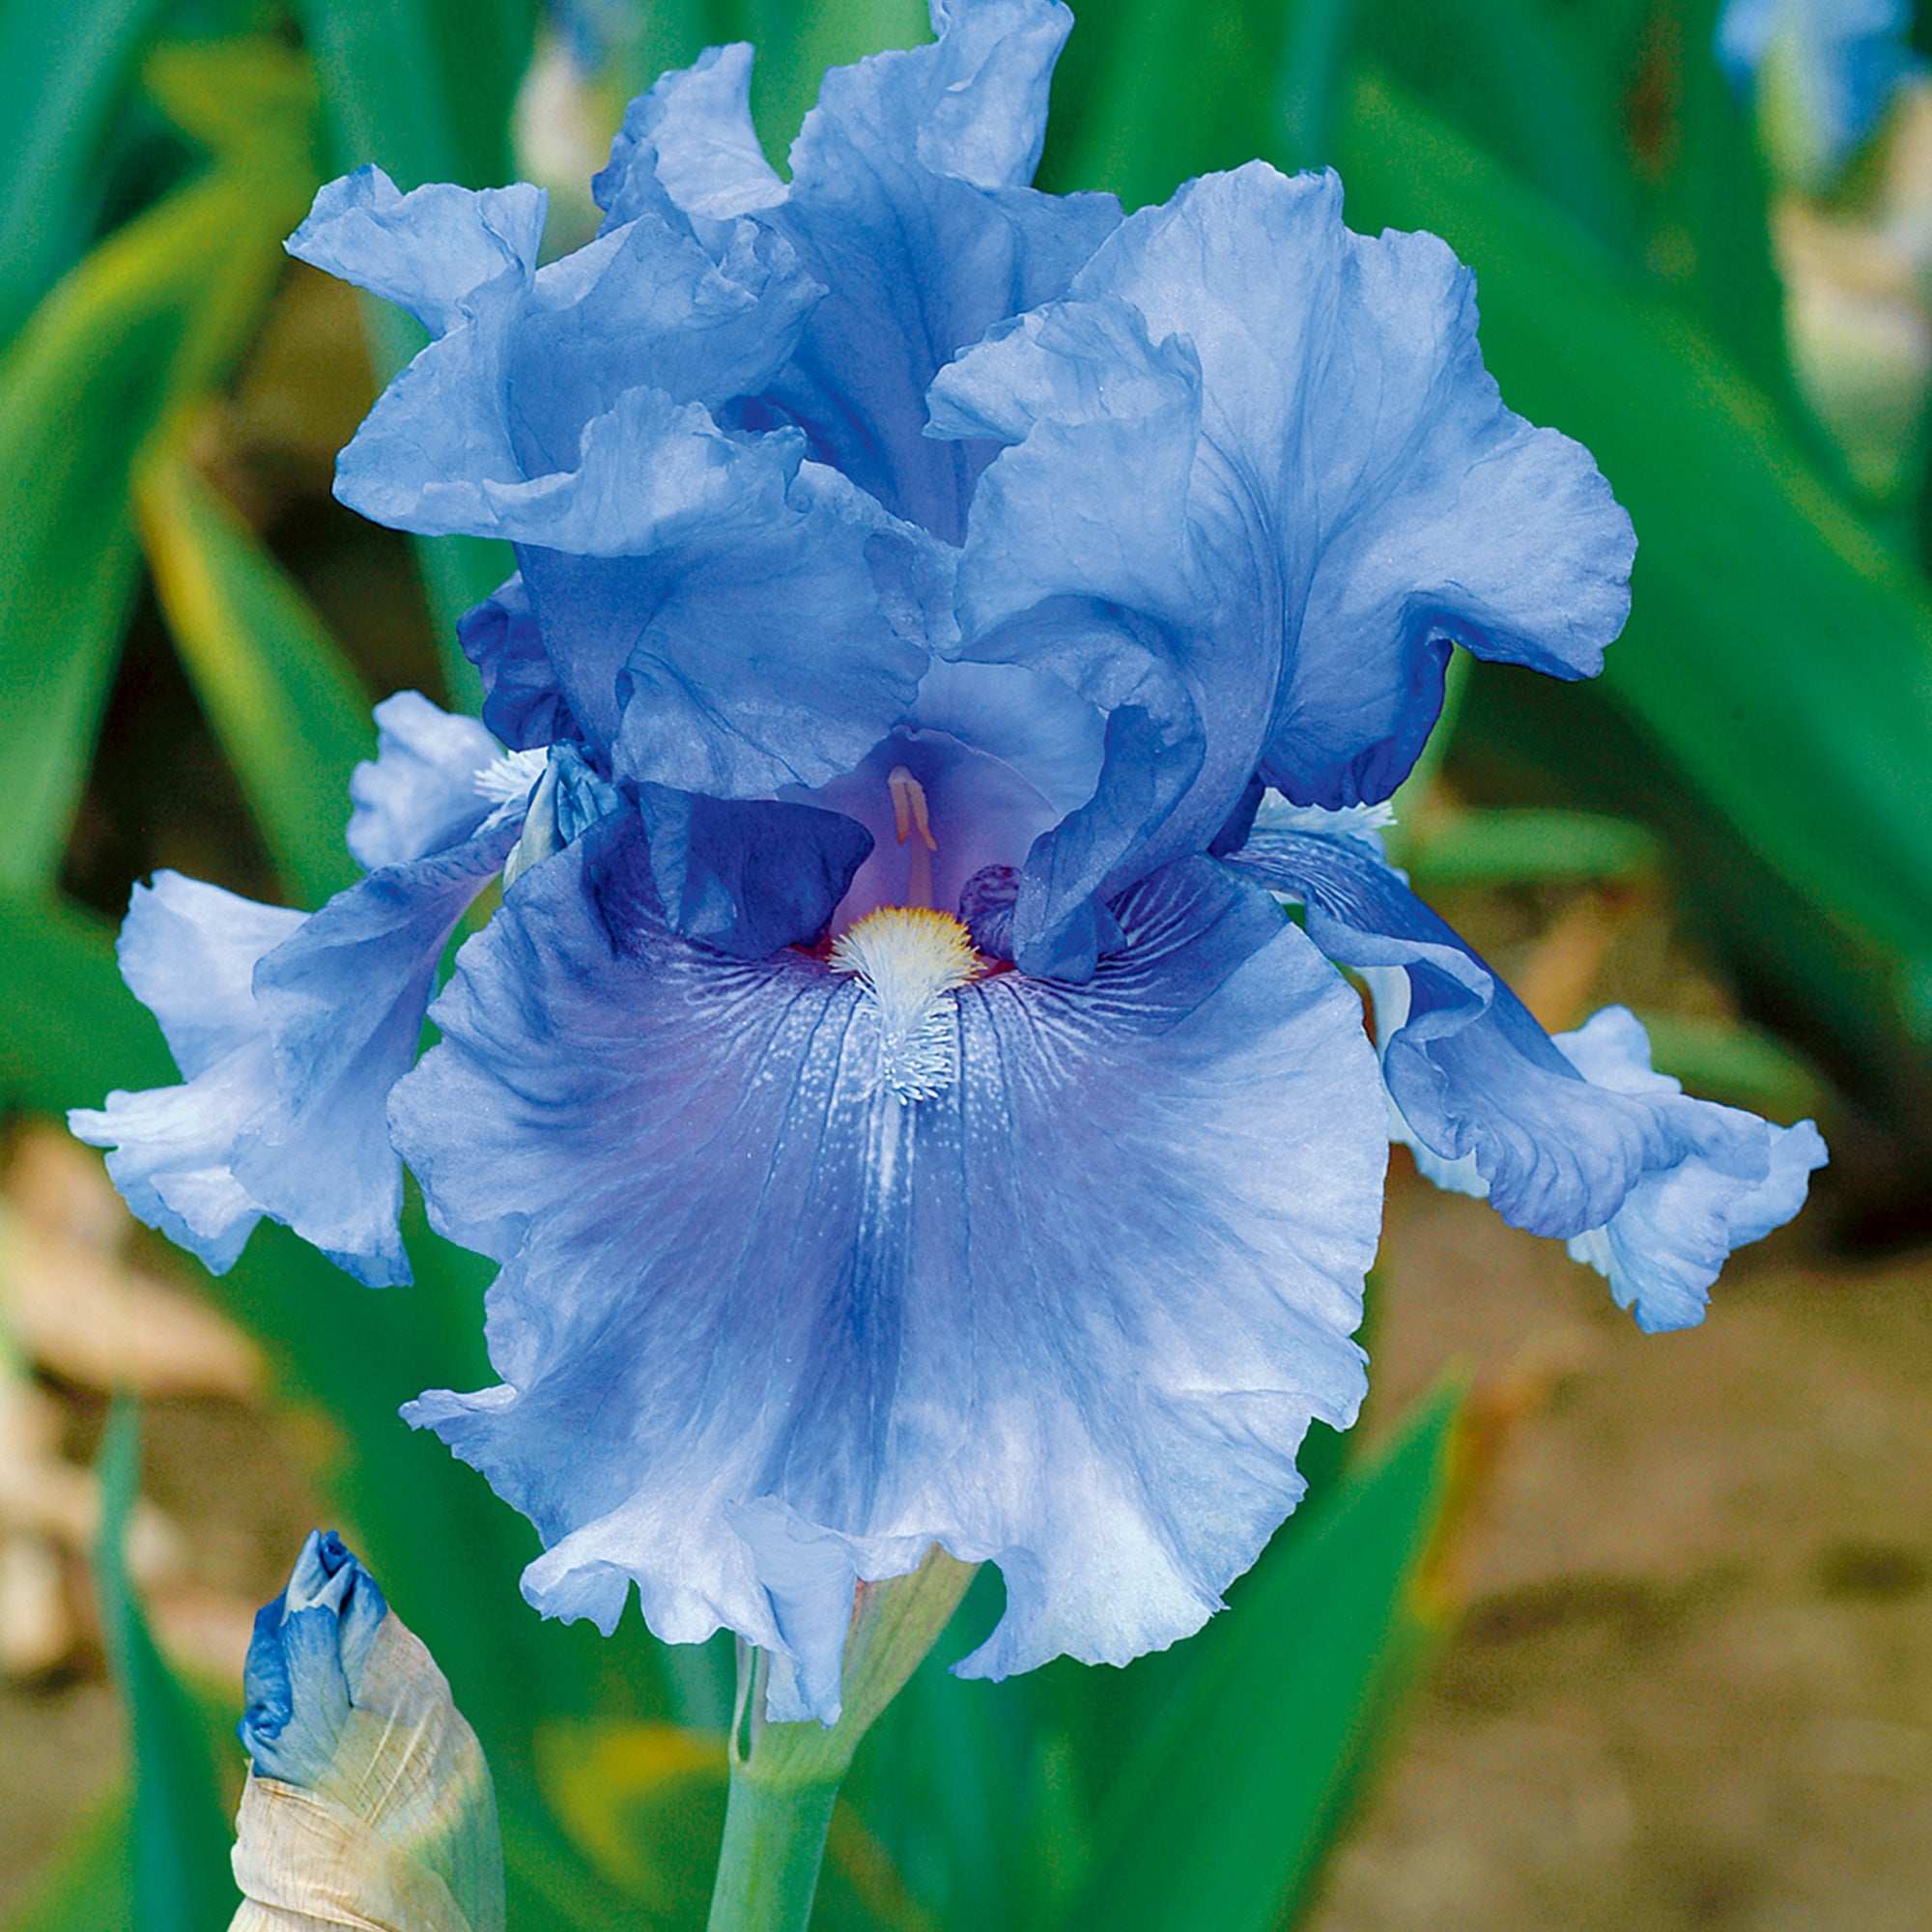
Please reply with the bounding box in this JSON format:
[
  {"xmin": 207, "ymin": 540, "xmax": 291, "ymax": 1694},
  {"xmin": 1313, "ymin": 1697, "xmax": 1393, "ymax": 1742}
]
[{"xmin": 2, "ymin": 0, "xmax": 1928, "ymax": 1924}]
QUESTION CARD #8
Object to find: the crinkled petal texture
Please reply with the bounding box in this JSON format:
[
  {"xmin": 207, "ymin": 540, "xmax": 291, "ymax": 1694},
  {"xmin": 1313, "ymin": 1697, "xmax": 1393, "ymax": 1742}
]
[
  {"xmin": 596, "ymin": 3, "xmax": 1122, "ymax": 545},
  {"xmin": 287, "ymin": 160, "xmax": 933, "ymax": 798},
  {"xmin": 71, "ymin": 793, "xmax": 524, "ymax": 1286},
  {"xmin": 930, "ymin": 164, "xmax": 1634, "ymax": 972},
  {"xmin": 1226, "ymin": 825, "xmax": 1825, "ymax": 1331},
  {"xmin": 349, "ymin": 691, "xmax": 501, "ymax": 869},
  {"xmin": 235, "ymin": 821, "xmax": 525, "ymax": 1284},
  {"xmin": 69, "ymin": 874, "xmax": 304, "ymax": 1273},
  {"xmin": 1556, "ymin": 1009, "xmax": 1828, "ymax": 1332},
  {"xmin": 392, "ymin": 824, "xmax": 1386, "ymax": 1720}
]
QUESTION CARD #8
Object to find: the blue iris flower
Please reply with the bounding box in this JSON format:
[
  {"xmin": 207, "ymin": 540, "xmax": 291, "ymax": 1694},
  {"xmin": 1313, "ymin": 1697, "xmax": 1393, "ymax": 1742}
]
[
  {"xmin": 1719, "ymin": 0, "xmax": 1917, "ymax": 181},
  {"xmin": 72, "ymin": 0, "xmax": 1823, "ymax": 1721}
]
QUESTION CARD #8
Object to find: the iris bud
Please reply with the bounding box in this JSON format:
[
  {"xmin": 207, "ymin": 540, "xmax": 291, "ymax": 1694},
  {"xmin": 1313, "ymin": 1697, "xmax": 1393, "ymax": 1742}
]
[{"xmin": 230, "ymin": 1531, "xmax": 504, "ymax": 1932}]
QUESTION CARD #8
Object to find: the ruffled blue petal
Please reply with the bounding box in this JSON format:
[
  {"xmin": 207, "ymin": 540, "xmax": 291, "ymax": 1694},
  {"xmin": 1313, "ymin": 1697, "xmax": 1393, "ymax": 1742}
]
[
  {"xmin": 295, "ymin": 178, "xmax": 935, "ymax": 786},
  {"xmin": 526, "ymin": 449, "xmax": 935, "ymax": 790},
  {"xmin": 595, "ymin": 42, "xmax": 786, "ymax": 230},
  {"xmin": 391, "ymin": 821, "xmax": 1385, "ymax": 1719},
  {"xmin": 777, "ymin": 12, "xmax": 1119, "ymax": 543},
  {"xmin": 760, "ymin": 0, "xmax": 1122, "ymax": 542},
  {"xmin": 1719, "ymin": 0, "xmax": 1915, "ymax": 177},
  {"xmin": 297, "ymin": 163, "xmax": 819, "ymax": 549},
  {"xmin": 595, "ymin": 6, "xmax": 1121, "ymax": 545},
  {"xmin": 931, "ymin": 166, "xmax": 1634, "ymax": 966},
  {"xmin": 929, "ymin": 298, "xmax": 1211, "ymax": 971},
  {"xmin": 348, "ymin": 692, "xmax": 501, "ymax": 870},
  {"xmin": 285, "ymin": 167, "xmax": 546, "ymax": 339},
  {"xmin": 71, "ymin": 805, "xmax": 523, "ymax": 1287},
  {"xmin": 1556, "ymin": 1009, "xmax": 1829, "ymax": 1331},
  {"xmin": 99, "ymin": 870, "xmax": 306, "ymax": 1083},
  {"xmin": 1226, "ymin": 822, "xmax": 1824, "ymax": 1328},
  {"xmin": 68, "ymin": 875, "xmax": 304, "ymax": 1272},
  {"xmin": 234, "ymin": 820, "xmax": 525, "ymax": 1285}
]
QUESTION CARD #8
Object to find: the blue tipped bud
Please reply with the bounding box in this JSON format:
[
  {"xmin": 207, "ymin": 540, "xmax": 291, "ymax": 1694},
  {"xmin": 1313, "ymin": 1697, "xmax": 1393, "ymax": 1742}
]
[{"xmin": 229, "ymin": 1531, "xmax": 503, "ymax": 1932}]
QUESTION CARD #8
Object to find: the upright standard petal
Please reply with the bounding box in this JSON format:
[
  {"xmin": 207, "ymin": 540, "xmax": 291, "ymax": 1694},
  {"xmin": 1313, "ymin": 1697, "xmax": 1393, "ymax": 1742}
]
[
  {"xmin": 233, "ymin": 1531, "xmax": 503, "ymax": 1932},
  {"xmin": 392, "ymin": 823, "xmax": 1385, "ymax": 1719},
  {"xmin": 293, "ymin": 156, "xmax": 934, "ymax": 796},
  {"xmin": 1225, "ymin": 822, "xmax": 1824, "ymax": 1327},
  {"xmin": 286, "ymin": 167, "xmax": 545, "ymax": 338},
  {"xmin": 527, "ymin": 445, "xmax": 934, "ymax": 793},
  {"xmin": 763, "ymin": 0, "xmax": 1122, "ymax": 541},
  {"xmin": 932, "ymin": 165, "xmax": 1634, "ymax": 965},
  {"xmin": 594, "ymin": 4, "xmax": 1122, "ymax": 543},
  {"xmin": 594, "ymin": 41, "xmax": 786, "ymax": 230}
]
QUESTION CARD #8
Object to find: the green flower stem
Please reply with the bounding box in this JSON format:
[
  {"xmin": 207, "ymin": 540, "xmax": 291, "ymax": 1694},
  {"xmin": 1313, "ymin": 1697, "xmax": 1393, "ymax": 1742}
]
[
  {"xmin": 706, "ymin": 1767, "xmax": 840, "ymax": 1932},
  {"xmin": 705, "ymin": 1547, "xmax": 978, "ymax": 1932}
]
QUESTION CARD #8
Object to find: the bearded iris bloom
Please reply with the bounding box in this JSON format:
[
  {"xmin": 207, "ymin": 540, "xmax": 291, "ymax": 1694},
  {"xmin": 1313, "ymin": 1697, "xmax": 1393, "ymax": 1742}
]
[{"xmin": 72, "ymin": 0, "xmax": 1822, "ymax": 1722}]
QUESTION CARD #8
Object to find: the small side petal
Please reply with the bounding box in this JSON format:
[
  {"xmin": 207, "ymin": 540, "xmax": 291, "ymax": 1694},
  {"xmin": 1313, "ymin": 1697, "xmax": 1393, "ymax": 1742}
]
[
  {"xmin": 348, "ymin": 692, "xmax": 501, "ymax": 870},
  {"xmin": 69, "ymin": 1053, "xmax": 274, "ymax": 1275},
  {"xmin": 392, "ymin": 823, "xmax": 1385, "ymax": 1713},
  {"xmin": 1556, "ymin": 1009, "xmax": 1828, "ymax": 1331},
  {"xmin": 110, "ymin": 872, "xmax": 305, "ymax": 1081},
  {"xmin": 234, "ymin": 822, "xmax": 525, "ymax": 1286},
  {"xmin": 1228, "ymin": 825, "xmax": 1823, "ymax": 1324},
  {"xmin": 68, "ymin": 877, "xmax": 304, "ymax": 1273}
]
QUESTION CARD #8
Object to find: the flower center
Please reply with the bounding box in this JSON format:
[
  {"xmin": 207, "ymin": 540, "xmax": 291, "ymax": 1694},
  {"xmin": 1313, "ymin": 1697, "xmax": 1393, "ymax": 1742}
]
[
  {"xmin": 830, "ymin": 904, "xmax": 980, "ymax": 1103},
  {"xmin": 473, "ymin": 748, "xmax": 549, "ymax": 803}
]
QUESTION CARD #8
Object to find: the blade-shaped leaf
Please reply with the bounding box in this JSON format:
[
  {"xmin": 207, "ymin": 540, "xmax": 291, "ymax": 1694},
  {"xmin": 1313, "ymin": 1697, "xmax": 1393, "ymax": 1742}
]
[
  {"xmin": 0, "ymin": 891, "xmax": 171, "ymax": 1113},
  {"xmin": 94, "ymin": 1399, "xmax": 237, "ymax": 1931},
  {"xmin": 0, "ymin": 144, "xmax": 315, "ymax": 894},
  {"xmin": 1055, "ymin": 1383, "xmax": 1465, "ymax": 1932},
  {"xmin": 1407, "ymin": 808, "xmax": 1662, "ymax": 890},
  {"xmin": 136, "ymin": 453, "xmax": 371, "ymax": 907},
  {"xmin": 1041, "ymin": 0, "xmax": 1299, "ymax": 209},
  {"xmin": 0, "ymin": 0, "xmax": 170, "ymax": 342}
]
